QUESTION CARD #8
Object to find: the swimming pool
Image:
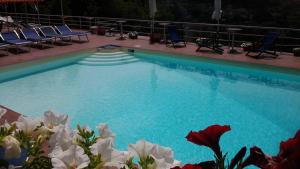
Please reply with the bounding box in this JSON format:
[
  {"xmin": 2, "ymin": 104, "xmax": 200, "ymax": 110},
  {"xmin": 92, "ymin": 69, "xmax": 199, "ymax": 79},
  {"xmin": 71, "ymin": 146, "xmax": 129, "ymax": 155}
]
[{"xmin": 0, "ymin": 50, "xmax": 299, "ymax": 164}]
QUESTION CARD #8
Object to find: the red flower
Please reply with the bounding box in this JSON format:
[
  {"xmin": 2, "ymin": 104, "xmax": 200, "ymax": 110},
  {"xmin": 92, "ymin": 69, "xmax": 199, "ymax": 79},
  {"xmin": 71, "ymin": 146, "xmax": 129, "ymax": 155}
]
[
  {"xmin": 271, "ymin": 130, "xmax": 300, "ymax": 169},
  {"xmin": 277, "ymin": 130, "xmax": 300, "ymax": 160},
  {"xmin": 241, "ymin": 130, "xmax": 300, "ymax": 169},
  {"xmin": 186, "ymin": 125, "xmax": 231, "ymax": 158},
  {"xmin": 198, "ymin": 161, "xmax": 216, "ymax": 169},
  {"xmin": 241, "ymin": 146, "xmax": 269, "ymax": 168},
  {"xmin": 228, "ymin": 146, "xmax": 247, "ymax": 169},
  {"xmin": 171, "ymin": 164, "xmax": 202, "ymax": 169},
  {"xmin": 274, "ymin": 150, "xmax": 300, "ymax": 169}
]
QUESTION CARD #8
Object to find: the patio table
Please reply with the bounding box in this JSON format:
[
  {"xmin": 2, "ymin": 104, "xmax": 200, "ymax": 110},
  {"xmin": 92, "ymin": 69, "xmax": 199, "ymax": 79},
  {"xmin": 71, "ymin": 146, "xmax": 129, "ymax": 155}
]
[
  {"xmin": 227, "ymin": 28, "xmax": 242, "ymax": 54},
  {"xmin": 116, "ymin": 20, "xmax": 127, "ymax": 40},
  {"xmin": 159, "ymin": 22, "xmax": 170, "ymax": 44}
]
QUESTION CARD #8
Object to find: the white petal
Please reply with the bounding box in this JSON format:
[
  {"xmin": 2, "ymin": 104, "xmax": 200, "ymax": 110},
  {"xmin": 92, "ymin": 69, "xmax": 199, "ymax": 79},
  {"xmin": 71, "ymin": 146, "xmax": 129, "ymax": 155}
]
[
  {"xmin": 171, "ymin": 160, "xmax": 182, "ymax": 168},
  {"xmin": 128, "ymin": 140, "xmax": 156, "ymax": 160},
  {"xmin": 98, "ymin": 123, "xmax": 116, "ymax": 144},
  {"xmin": 48, "ymin": 125, "xmax": 73, "ymax": 152},
  {"xmin": 15, "ymin": 116, "xmax": 40, "ymax": 135},
  {"xmin": 152, "ymin": 145, "xmax": 174, "ymax": 163},
  {"xmin": 51, "ymin": 158, "xmax": 68, "ymax": 169},
  {"xmin": 154, "ymin": 158, "xmax": 172, "ymax": 169},
  {"xmin": 43, "ymin": 110, "xmax": 68, "ymax": 130},
  {"xmin": 90, "ymin": 138, "xmax": 113, "ymax": 162},
  {"xmin": 49, "ymin": 145, "xmax": 64, "ymax": 158},
  {"xmin": 53, "ymin": 145, "xmax": 90, "ymax": 169}
]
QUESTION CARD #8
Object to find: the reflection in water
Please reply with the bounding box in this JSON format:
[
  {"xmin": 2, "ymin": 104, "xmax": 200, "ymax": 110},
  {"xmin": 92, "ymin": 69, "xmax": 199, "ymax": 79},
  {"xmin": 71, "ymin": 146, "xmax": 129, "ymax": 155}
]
[
  {"xmin": 136, "ymin": 55, "xmax": 300, "ymax": 133},
  {"xmin": 208, "ymin": 72, "xmax": 220, "ymax": 112},
  {"xmin": 150, "ymin": 65, "xmax": 158, "ymax": 93},
  {"xmin": 139, "ymin": 56, "xmax": 300, "ymax": 91}
]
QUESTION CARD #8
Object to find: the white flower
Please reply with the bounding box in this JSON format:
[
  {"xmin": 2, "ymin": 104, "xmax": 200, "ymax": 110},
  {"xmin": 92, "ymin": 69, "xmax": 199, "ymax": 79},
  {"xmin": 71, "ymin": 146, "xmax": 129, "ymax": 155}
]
[
  {"xmin": 128, "ymin": 140, "xmax": 157, "ymax": 161},
  {"xmin": 104, "ymin": 150, "xmax": 131, "ymax": 168},
  {"xmin": 0, "ymin": 135, "xmax": 21, "ymax": 159},
  {"xmin": 0, "ymin": 107, "xmax": 7, "ymax": 119},
  {"xmin": 43, "ymin": 111, "xmax": 68, "ymax": 131},
  {"xmin": 98, "ymin": 123, "xmax": 115, "ymax": 140},
  {"xmin": 90, "ymin": 138, "xmax": 129, "ymax": 168},
  {"xmin": 129, "ymin": 140, "xmax": 181, "ymax": 169},
  {"xmin": 35, "ymin": 125, "xmax": 52, "ymax": 139},
  {"xmin": 90, "ymin": 138, "xmax": 113, "ymax": 161},
  {"xmin": 51, "ymin": 145, "xmax": 90, "ymax": 169},
  {"xmin": 48, "ymin": 125, "xmax": 74, "ymax": 154},
  {"xmin": 152, "ymin": 145, "xmax": 174, "ymax": 164},
  {"xmin": 15, "ymin": 116, "xmax": 40, "ymax": 135},
  {"xmin": 152, "ymin": 157, "xmax": 181, "ymax": 169}
]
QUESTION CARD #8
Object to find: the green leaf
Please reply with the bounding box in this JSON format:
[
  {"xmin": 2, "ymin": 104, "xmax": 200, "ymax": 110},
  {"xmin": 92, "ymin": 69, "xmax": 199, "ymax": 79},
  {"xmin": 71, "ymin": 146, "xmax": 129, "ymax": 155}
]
[
  {"xmin": 126, "ymin": 157, "xmax": 138, "ymax": 169},
  {"xmin": 76, "ymin": 125, "xmax": 98, "ymax": 157},
  {"xmin": 139, "ymin": 156, "xmax": 155, "ymax": 169},
  {"xmin": 23, "ymin": 156, "xmax": 52, "ymax": 169}
]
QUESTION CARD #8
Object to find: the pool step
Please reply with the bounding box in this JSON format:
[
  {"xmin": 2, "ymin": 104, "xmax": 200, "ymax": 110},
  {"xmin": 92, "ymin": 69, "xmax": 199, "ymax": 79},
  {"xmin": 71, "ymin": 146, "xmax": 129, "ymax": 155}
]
[
  {"xmin": 94, "ymin": 51, "xmax": 125, "ymax": 55},
  {"xmin": 89, "ymin": 54, "xmax": 130, "ymax": 59},
  {"xmin": 77, "ymin": 51, "xmax": 139, "ymax": 66},
  {"xmin": 77, "ymin": 59, "xmax": 140, "ymax": 66}
]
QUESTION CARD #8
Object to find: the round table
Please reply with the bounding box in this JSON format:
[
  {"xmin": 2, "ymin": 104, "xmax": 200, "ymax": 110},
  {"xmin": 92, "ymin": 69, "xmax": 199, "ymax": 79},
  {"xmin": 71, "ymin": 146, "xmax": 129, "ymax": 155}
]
[
  {"xmin": 116, "ymin": 20, "xmax": 127, "ymax": 40},
  {"xmin": 159, "ymin": 22, "xmax": 170, "ymax": 44},
  {"xmin": 227, "ymin": 28, "xmax": 242, "ymax": 54}
]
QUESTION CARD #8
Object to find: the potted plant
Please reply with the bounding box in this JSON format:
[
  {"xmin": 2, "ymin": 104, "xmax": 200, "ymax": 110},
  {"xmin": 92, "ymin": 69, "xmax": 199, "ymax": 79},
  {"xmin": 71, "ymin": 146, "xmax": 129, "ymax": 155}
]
[
  {"xmin": 128, "ymin": 31, "xmax": 138, "ymax": 39},
  {"xmin": 150, "ymin": 33, "xmax": 162, "ymax": 44},
  {"xmin": 293, "ymin": 48, "xmax": 300, "ymax": 57}
]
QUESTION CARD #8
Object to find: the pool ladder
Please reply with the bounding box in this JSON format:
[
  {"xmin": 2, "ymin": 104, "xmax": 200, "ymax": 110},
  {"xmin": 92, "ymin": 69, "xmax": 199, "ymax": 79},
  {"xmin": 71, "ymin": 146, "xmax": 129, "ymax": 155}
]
[{"xmin": 77, "ymin": 51, "xmax": 139, "ymax": 66}]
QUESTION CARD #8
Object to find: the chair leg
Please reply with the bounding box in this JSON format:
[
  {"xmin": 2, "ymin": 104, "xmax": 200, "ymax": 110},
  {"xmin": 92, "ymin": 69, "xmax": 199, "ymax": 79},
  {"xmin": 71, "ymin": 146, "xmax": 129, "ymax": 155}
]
[
  {"xmin": 28, "ymin": 44, "xmax": 31, "ymax": 52},
  {"xmin": 14, "ymin": 45, "xmax": 18, "ymax": 54},
  {"xmin": 5, "ymin": 46, "xmax": 9, "ymax": 55},
  {"xmin": 246, "ymin": 51, "xmax": 250, "ymax": 56},
  {"xmin": 86, "ymin": 34, "xmax": 89, "ymax": 41},
  {"xmin": 257, "ymin": 52, "xmax": 262, "ymax": 57}
]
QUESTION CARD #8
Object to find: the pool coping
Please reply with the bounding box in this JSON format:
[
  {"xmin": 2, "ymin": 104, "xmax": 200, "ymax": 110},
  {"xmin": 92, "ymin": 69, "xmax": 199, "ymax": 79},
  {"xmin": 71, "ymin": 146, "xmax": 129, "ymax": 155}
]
[
  {"xmin": 121, "ymin": 47, "xmax": 300, "ymax": 75},
  {"xmin": 1, "ymin": 45, "xmax": 300, "ymax": 79},
  {"xmin": 0, "ymin": 48, "xmax": 94, "ymax": 73}
]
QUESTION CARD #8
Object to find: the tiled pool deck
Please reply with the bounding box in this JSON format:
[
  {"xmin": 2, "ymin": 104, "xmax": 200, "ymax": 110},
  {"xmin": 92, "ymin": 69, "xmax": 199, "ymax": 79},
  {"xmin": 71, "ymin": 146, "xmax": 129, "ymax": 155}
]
[
  {"xmin": 0, "ymin": 34, "xmax": 300, "ymax": 70},
  {"xmin": 1, "ymin": 33, "xmax": 300, "ymax": 123},
  {"xmin": 0, "ymin": 105, "xmax": 20, "ymax": 125}
]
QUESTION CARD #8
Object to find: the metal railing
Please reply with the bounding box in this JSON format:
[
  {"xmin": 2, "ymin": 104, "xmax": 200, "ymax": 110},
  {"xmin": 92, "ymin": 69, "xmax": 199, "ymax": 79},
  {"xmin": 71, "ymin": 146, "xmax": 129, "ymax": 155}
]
[{"xmin": 2, "ymin": 12, "xmax": 300, "ymax": 51}]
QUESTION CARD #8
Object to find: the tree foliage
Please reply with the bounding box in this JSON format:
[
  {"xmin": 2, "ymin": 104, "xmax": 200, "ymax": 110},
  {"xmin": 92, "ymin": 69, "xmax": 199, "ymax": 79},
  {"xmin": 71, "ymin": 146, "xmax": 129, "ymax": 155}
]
[{"xmin": 4, "ymin": 0, "xmax": 300, "ymax": 27}]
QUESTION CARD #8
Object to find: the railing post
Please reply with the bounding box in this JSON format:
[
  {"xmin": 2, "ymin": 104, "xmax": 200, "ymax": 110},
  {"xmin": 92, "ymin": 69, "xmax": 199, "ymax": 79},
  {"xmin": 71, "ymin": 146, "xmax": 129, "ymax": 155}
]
[
  {"xmin": 79, "ymin": 17, "xmax": 82, "ymax": 29},
  {"xmin": 90, "ymin": 18, "xmax": 92, "ymax": 29}
]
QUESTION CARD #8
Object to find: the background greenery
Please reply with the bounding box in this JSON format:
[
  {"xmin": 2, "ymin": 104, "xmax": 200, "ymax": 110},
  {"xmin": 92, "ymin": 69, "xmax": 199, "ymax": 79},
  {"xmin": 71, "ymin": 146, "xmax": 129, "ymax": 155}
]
[{"xmin": 4, "ymin": 0, "xmax": 300, "ymax": 28}]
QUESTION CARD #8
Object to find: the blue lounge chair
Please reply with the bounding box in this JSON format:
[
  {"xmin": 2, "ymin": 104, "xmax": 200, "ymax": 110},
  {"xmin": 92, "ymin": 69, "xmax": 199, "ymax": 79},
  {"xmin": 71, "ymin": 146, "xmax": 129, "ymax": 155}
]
[
  {"xmin": 246, "ymin": 32, "xmax": 279, "ymax": 58},
  {"xmin": 55, "ymin": 24, "xmax": 89, "ymax": 41},
  {"xmin": 167, "ymin": 25, "xmax": 186, "ymax": 48},
  {"xmin": 38, "ymin": 26, "xmax": 72, "ymax": 42},
  {"xmin": 0, "ymin": 31, "xmax": 32, "ymax": 53},
  {"xmin": 20, "ymin": 28, "xmax": 54, "ymax": 47}
]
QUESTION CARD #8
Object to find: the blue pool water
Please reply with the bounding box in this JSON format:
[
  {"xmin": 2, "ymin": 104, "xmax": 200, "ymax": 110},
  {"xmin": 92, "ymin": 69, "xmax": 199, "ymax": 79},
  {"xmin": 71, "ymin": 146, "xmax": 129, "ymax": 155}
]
[{"xmin": 0, "ymin": 51, "xmax": 300, "ymax": 165}]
